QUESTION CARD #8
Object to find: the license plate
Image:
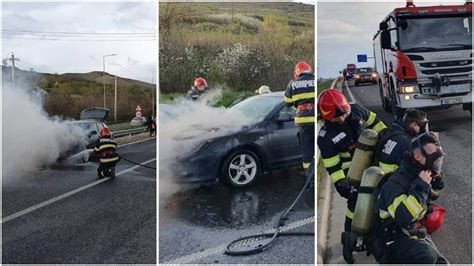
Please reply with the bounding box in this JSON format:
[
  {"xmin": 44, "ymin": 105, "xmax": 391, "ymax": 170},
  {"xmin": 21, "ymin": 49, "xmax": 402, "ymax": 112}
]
[{"xmin": 441, "ymin": 97, "xmax": 463, "ymax": 105}]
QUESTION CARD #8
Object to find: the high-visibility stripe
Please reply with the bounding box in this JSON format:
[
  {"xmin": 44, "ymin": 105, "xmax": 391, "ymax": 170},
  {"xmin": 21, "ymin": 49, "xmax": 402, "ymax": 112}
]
[
  {"xmin": 379, "ymin": 209, "xmax": 391, "ymax": 219},
  {"xmin": 372, "ymin": 121, "xmax": 387, "ymax": 133},
  {"xmin": 387, "ymin": 194, "xmax": 423, "ymax": 219},
  {"xmin": 284, "ymin": 96, "xmax": 293, "ymax": 103},
  {"xmin": 339, "ymin": 152, "xmax": 351, "ymax": 158},
  {"xmin": 346, "ymin": 208, "xmax": 354, "ymax": 219},
  {"xmin": 295, "ymin": 116, "xmax": 315, "ymax": 124},
  {"xmin": 97, "ymin": 144, "xmax": 117, "ymax": 151},
  {"xmin": 330, "ymin": 169, "xmax": 345, "ymax": 183},
  {"xmin": 94, "ymin": 146, "xmax": 99, "ymax": 152},
  {"xmin": 322, "ymin": 155, "xmax": 340, "ymax": 168},
  {"xmin": 303, "ymin": 162, "xmax": 311, "ymax": 169},
  {"xmin": 431, "ymin": 188, "xmax": 445, "ymax": 197},
  {"xmin": 379, "ymin": 162, "xmax": 398, "ymax": 174},
  {"xmin": 100, "ymin": 156, "xmax": 120, "ymax": 163},
  {"xmin": 292, "ymin": 92, "xmax": 315, "ymax": 102},
  {"xmin": 342, "ymin": 161, "xmax": 351, "ymax": 170},
  {"xmin": 365, "ymin": 112, "xmax": 376, "ymax": 127}
]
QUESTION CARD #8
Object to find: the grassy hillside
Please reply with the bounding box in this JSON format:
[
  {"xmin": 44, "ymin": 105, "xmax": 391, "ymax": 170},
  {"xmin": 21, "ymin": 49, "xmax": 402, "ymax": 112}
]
[
  {"xmin": 159, "ymin": 2, "xmax": 314, "ymax": 94},
  {"xmin": 2, "ymin": 66, "xmax": 155, "ymax": 121}
]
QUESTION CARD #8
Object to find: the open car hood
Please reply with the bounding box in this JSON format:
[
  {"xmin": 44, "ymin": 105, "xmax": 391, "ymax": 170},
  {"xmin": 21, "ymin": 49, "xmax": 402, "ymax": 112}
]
[{"xmin": 80, "ymin": 107, "xmax": 109, "ymax": 122}]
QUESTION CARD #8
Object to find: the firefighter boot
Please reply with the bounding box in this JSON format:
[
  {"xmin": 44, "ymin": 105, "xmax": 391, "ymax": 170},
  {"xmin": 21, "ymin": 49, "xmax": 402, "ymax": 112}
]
[{"xmin": 341, "ymin": 231, "xmax": 356, "ymax": 264}]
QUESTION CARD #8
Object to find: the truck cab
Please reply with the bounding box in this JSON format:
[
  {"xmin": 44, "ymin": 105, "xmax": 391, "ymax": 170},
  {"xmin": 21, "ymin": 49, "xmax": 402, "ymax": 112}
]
[{"xmin": 373, "ymin": 0, "xmax": 472, "ymax": 117}]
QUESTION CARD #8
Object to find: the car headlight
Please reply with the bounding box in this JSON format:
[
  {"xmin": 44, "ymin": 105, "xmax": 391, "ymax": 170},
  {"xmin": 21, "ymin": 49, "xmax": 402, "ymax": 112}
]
[
  {"xmin": 355, "ymin": 75, "xmax": 360, "ymax": 79},
  {"xmin": 400, "ymin": 85, "xmax": 418, "ymax": 94},
  {"xmin": 191, "ymin": 139, "xmax": 214, "ymax": 153},
  {"xmin": 371, "ymin": 73, "xmax": 377, "ymax": 78}
]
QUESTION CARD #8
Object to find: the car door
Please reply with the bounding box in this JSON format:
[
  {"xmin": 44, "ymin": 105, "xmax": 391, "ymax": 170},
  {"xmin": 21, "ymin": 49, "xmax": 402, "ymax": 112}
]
[{"xmin": 265, "ymin": 105, "xmax": 301, "ymax": 168}]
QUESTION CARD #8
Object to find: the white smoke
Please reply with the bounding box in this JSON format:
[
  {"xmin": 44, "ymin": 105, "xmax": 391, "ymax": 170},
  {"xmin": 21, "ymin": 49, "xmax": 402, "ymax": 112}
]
[
  {"xmin": 159, "ymin": 88, "xmax": 253, "ymax": 195},
  {"xmin": 2, "ymin": 86, "xmax": 88, "ymax": 180}
]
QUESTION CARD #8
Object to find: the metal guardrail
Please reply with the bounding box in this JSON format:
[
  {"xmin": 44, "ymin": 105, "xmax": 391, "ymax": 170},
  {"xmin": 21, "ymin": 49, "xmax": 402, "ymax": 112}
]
[{"xmin": 113, "ymin": 127, "xmax": 148, "ymax": 138}]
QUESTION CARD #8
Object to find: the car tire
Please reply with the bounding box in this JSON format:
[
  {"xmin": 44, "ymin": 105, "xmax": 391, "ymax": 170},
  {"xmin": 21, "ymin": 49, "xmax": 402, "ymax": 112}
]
[{"xmin": 219, "ymin": 149, "xmax": 261, "ymax": 189}]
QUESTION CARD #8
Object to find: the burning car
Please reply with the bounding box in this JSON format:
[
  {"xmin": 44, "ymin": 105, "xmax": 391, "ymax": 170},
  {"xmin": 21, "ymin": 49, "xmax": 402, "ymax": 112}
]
[{"xmin": 165, "ymin": 92, "xmax": 303, "ymax": 188}]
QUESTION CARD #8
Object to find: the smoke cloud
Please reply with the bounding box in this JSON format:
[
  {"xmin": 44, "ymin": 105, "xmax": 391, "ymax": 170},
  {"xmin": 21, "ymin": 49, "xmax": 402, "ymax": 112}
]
[
  {"xmin": 159, "ymin": 88, "xmax": 252, "ymax": 196},
  {"xmin": 2, "ymin": 85, "xmax": 88, "ymax": 182}
]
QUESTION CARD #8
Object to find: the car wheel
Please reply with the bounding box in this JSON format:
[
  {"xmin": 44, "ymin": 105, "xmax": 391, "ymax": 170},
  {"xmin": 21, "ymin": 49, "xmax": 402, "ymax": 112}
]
[{"xmin": 219, "ymin": 150, "xmax": 261, "ymax": 188}]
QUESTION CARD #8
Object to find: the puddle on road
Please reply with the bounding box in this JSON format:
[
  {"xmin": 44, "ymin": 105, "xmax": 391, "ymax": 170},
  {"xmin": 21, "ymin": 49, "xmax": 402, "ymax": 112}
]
[{"xmin": 160, "ymin": 168, "xmax": 311, "ymax": 229}]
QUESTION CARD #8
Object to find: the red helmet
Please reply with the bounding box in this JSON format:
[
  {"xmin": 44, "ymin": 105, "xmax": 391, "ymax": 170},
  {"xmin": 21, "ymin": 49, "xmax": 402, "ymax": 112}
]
[
  {"xmin": 294, "ymin": 61, "xmax": 312, "ymax": 79},
  {"xmin": 193, "ymin": 77, "xmax": 207, "ymax": 91},
  {"xmin": 317, "ymin": 88, "xmax": 351, "ymax": 120},
  {"xmin": 100, "ymin": 127, "xmax": 111, "ymax": 138},
  {"xmin": 419, "ymin": 203, "xmax": 446, "ymax": 234}
]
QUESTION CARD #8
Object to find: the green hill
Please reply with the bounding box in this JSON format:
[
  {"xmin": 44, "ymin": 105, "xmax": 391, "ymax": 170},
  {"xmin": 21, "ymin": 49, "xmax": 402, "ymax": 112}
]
[
  {"xmin": 159, "ymin": 2, "xmax": 314, "ymax": 93},
  {"xmin": 2, "ymin": 66, "xmax": 155, "ymax": 121}
]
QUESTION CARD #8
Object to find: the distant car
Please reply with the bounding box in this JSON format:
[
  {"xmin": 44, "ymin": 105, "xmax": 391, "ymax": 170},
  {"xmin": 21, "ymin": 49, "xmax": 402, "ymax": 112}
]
[
  {"xmin": 170, "ymin": 91, "xmax": 302, "ymax": 188},
  {"xmin": 345, "ymin": 64, "xmax": 357, "ymax": 80},
  {"xmin": 354, "ymin": 67, "xmax": 378, "ymax": 86},
  {"xmin": 60, "ymin": 108, "xmax": 110, "ymax": 163},
  {"xmin": 131, "ymin": 116, "xmax": 147, "ymax": 127}
]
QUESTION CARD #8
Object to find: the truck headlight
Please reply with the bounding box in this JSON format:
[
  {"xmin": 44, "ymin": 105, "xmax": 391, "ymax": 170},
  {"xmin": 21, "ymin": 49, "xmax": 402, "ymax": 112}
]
[
  {"xmin": 371, "ymin": 73, "xmax": 377, "ymax": 78},
  {"xmin": 355, "ymin": 74, "xmax": 360, "ymax": 79},
  {"xmin": 400, "ymin": 85, "xmax": 418, "ymax": 94}
]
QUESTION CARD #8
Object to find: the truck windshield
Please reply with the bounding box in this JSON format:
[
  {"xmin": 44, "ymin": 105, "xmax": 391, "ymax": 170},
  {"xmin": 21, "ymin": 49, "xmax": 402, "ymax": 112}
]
[{"xmin": 398, "ymin": 15, "xmax": 472, "ymax": 52}]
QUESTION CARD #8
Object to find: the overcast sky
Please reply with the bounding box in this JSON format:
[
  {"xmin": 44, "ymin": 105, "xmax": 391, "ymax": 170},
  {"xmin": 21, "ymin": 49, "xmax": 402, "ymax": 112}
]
[
  {"xmin": 2, "ymin": 2, "xmax": 156, "ymax": 83},
  {"xmin": 317, "ymin": 0, "xmax": 466, "ymax": 78}
]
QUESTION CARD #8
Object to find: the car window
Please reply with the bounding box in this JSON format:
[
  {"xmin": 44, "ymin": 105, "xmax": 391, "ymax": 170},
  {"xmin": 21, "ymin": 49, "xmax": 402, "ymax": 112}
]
[{"xmin": 278, "ymin": 105, "xmax": 295, "ymax": 119}]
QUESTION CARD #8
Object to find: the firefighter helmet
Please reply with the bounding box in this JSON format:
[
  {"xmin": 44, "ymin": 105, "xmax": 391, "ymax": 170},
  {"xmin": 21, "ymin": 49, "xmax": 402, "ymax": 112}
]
[
  {"xmin": 255, "ymin": 85, "xmax": 271, "ymax": 95},
  {"xmin": 100, "ymin": 127, "xmax": 111, "ymax": 138},
  {"xmin": 419, "ymin": 203, "xmax": 446, "ymax": 234},
  {"xmin": 193, "ymin": 77, "xmax": 208, "ymax": 91},
  {"xmin": 293, "ymin": 61, "xmax": 312, "ymax": 79},
  {"xmin": 317, "ymin": 88, "xmax": 351, "ymax": 120}
]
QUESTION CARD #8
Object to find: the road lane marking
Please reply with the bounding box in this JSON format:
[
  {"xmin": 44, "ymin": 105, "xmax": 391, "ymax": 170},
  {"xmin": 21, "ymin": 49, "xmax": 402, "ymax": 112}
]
[
  {"xmin": 118, "ymin": 137, "xmax": 156, "ymax": 148},
  {"xmin": 163, "ymin": 215, "xmax": 315, "ymax": 264},
  {"xmin": 344, "ymin": 80, "xmax": 357, "ymax": 102},
  {"xmin": 1, "ymin": 158, "xmax": 156, "ymax": 224}
]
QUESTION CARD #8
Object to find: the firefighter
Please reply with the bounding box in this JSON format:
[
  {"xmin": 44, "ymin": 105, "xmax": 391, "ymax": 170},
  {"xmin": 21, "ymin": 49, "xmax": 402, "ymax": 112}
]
[
  {"xmin": 375, "ymin": 108, "xmax": 445, "ymax": 199},
  {"xmin": 186, "ymin": 77, "xmax": 208, "ymax": 101},
  {"xmin": 255, "ymin": 85, "xmax": 271, "ymax": 95},
  {"xmin": 376, "ymin": 132, "xmax": 447, "ymax": 264},
  {"xmin": 284, "ymin": 61, "xmax": 315, "ymax": 172},
  {"xmin": 94, "ymin": 127, "xmax": 120, "ymax": 179},
  {"xmin": 317, "ymin": 88, "xmax": 386, "ymax": 244}
]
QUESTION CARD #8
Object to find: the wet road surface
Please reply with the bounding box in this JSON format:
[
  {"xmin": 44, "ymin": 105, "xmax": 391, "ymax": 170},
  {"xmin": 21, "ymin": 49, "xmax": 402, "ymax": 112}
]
[
  {"xmin": 2, "ymin": 138, "xmax": 156, "ymax": 264},
  {"xmin": 159, "ymin": 168, "xmax": 315, "ymax": 264},
  {"xmin": 344, "ymin": 82, "xmax": 472, "ymax": 264}
]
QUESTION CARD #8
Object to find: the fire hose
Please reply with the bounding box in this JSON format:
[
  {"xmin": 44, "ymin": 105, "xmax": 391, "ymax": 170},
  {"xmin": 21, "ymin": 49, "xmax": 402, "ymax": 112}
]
[
  {"xmin": 224, "ymin": 163, "xmax": 315, "ymax": 256},
  {"xmin": 120, "ymin": 156, "xmax": 156, "ymax": 169}
]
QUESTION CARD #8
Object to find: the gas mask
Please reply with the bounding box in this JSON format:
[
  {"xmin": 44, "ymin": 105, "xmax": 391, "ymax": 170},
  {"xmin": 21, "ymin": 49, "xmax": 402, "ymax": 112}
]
[{"xmin": 410, "ymin": 131, "xmax": 445, "ymax": 176}]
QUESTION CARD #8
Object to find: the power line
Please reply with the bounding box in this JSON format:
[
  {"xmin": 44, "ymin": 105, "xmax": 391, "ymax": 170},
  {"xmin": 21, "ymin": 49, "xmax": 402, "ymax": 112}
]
[
  {"xmin": 1, "ymin": 36, "xmax": 156, "ymax": 42},
  {"xmin": 2, "ymin": 29, "xmax": 156, "ymax": 36}
]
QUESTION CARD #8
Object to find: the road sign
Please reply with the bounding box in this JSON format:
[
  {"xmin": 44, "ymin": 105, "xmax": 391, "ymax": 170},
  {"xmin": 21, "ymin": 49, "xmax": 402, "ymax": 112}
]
[
  {"xmin": 135, "ymin": 105, "xmax": 142, "ymax": 117},
  {"xmin": 357, "ymin": 54, "xmax": 367, "ymax": 63}
]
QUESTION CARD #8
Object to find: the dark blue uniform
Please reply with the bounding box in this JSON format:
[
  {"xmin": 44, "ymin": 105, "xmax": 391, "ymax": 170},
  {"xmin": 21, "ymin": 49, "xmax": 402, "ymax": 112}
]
[
  {"xmin": 284, "ymin": 73, "xmax": 315, "ymax": 170},
  {"xmin": 376, "ymin": 159, "xmax": 445, "ymax": 263},
  {"xmin": 376, "ymin": 121, "xmax": 445, "ymax": 198},
  {"xmin": 318, "ymin": 103, "xmax": 386, "ymax": 230}
]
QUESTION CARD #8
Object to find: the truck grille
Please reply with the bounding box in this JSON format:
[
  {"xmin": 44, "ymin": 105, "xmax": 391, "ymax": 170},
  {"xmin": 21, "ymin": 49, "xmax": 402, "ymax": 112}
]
[{"xmin": 412, "ymin": 55, "xmax": 472, "ymax": 86}]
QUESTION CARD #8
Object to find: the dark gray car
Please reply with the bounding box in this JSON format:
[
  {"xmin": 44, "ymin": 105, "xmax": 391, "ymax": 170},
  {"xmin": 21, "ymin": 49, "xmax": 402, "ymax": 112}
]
[{"xmin": 174, "ymin": 91, "xmax": 302, "ymax": 188}]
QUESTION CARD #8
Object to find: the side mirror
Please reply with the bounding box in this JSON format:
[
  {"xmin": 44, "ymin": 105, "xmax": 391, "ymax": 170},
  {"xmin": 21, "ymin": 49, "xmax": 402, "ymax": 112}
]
[
  {"xmin": 398, "ymin": 19, "xmax": 408, "ymax": 30},
  {"xmin": 379, "ymin": 21, "xmax": 388, "ymax": 31},
  {"xmin": 381, "ymin": 31, "xmax": 392, "ymax": 50},
  {"xmin": 276, "ymin": 113, "xmax": 293, "ymax": 123}
]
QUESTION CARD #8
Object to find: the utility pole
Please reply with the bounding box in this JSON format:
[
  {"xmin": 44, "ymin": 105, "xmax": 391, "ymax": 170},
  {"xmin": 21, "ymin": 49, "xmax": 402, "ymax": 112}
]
[
  {"xmin": 8, "ymin": 53, "xmax": 20, "ymax": 90},
  {"xmin": 102, "ymin": 53, "xmax": 117, "ymax": 108},
  {"xmin": 114, "ymin": 75, "xmax": 118, "ymax": 122}
]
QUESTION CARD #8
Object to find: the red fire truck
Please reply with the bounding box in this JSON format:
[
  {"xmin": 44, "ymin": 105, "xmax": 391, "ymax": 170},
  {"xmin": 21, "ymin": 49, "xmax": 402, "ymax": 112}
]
[{"xmin": 373, "ymin": 0, "xmax": 472, "ymax": 118}]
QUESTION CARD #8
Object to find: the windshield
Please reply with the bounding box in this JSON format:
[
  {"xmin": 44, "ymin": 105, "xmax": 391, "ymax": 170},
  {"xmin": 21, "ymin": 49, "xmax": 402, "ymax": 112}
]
[
  {"xmin": 356, "ymin": 68, "xmax": 372, "ymax": 73},
  {"xmin": 398, "ymin": 15, "xmax": 472, "ymax": 52},
  {"xmin": 228, "ymin": 95, "xmax": 282, "ymax": 123}
]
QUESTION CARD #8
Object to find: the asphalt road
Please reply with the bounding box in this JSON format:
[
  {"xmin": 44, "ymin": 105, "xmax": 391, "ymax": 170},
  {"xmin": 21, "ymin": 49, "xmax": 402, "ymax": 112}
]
[
  {"xmin": 2, "ymin": 138, "xmax": 156, "ymax": 264},
  {"xmin": 159, "ymin": 168, "xmax": 315, "ymax": 264},
  {"xmin": 344, "ymin": 81, "xmax": 472, "ymax": 264}
]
